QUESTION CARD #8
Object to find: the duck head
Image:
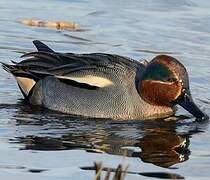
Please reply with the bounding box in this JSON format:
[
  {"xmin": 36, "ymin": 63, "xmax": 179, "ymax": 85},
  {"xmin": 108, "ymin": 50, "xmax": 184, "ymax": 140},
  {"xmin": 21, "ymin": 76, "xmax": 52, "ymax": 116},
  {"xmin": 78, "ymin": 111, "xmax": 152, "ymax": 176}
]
[{"xmin": 139, "ymin": 55, "xmax": 208, "ymax": 120}]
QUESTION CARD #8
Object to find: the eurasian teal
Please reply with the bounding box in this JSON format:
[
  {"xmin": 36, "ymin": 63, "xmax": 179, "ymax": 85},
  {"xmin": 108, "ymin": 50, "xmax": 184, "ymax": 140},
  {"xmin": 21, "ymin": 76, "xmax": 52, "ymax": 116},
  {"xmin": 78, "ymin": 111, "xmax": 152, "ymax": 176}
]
[{"xmin": 1, "ymin": 40, "xmax": 207, "ymax": 120}]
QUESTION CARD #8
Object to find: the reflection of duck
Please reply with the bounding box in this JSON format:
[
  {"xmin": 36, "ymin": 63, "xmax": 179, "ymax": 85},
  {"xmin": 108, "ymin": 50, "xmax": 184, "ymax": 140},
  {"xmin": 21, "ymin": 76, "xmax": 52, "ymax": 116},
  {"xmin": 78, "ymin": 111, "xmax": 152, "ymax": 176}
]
[
  {"xmin": 132, "ymin": 129, "xmax": 190, "ymax": 168},
  {"xmin": 13, "ymin": 110, "xmax": 191, "ymax": 168},
  {"xmin": 1, "ymin": 40, "xmax": 207, "ymax": 120},
  {"xmin": 15, "ymin": 126, "xmax": 190, "ymax": 168}
]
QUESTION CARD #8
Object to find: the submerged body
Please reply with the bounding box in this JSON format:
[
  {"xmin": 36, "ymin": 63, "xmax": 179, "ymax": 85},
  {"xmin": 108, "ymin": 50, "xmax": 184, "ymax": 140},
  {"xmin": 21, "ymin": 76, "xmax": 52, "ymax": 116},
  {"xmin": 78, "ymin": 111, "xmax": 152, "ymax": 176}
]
[{"xmin": 1, "ymin": 41, "xmax": 207, "ymax": 120}]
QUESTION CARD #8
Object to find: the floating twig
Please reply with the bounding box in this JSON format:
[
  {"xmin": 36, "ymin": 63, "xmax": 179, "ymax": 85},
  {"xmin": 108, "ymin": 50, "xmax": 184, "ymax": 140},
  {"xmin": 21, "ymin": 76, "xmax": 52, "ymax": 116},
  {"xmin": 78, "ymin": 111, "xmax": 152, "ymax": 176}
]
[{"xmin": 20, "ymin": 19, "xmax": 79, "ymax": 31}]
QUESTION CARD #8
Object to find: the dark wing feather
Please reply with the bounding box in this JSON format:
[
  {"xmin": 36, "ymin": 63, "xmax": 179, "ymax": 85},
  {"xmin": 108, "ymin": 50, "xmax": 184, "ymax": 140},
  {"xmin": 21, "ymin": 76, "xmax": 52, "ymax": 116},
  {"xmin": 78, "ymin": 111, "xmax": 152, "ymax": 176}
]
[
  {"xmin": 2, "ymin": 41, "xmax": 144, "ymax": 90},
  {"xmin": 21, "ymin": 51, "xmax": 61, "ymax": 65},
  {"xmin": 33, "ymin": 40, "xmax": 54, "ymax": 53},
  {"xmin": 17, "ymin": 54, "xmax": 140, "ymax": 76}
]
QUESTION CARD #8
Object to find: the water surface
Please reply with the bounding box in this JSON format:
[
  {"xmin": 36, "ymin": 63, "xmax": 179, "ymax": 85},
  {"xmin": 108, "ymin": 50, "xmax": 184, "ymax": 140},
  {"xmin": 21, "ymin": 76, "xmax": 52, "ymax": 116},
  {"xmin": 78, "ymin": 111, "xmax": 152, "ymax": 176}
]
[{"xmin": 0, "ymin": 0, "xmax": 210, "ymax": 179}]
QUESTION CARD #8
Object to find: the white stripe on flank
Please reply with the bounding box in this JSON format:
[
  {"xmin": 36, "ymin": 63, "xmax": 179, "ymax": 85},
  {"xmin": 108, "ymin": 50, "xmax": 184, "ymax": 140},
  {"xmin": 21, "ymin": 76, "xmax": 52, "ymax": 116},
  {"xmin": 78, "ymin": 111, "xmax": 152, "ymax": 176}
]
[
  {"xmin": 15, "ymin": 77, "xmax": 36, "ymax": 96},
  {"xmin": 56, "ymin": 75, "xmax": 114, "ymax": 88}
]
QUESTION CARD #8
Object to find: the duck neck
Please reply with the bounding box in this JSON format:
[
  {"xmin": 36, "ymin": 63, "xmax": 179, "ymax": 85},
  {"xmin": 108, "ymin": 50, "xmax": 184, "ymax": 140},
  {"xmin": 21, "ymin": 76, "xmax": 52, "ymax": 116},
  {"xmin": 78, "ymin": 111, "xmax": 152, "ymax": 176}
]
[
  {"xmin": 132, "ymin": 87, "xmax": 175, "ymax": 119},
  {"xmin": 143, "ymin": 103, "xmax": 175, "ymax": 119}
]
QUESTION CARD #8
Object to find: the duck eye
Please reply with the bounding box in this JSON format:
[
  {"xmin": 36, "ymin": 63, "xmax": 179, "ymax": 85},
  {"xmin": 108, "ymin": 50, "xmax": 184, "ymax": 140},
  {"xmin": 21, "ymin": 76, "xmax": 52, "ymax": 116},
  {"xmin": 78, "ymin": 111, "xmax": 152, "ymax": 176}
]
[{"xmin": 167, "ymin": 77, "xmax": 177, "ymax": 82}]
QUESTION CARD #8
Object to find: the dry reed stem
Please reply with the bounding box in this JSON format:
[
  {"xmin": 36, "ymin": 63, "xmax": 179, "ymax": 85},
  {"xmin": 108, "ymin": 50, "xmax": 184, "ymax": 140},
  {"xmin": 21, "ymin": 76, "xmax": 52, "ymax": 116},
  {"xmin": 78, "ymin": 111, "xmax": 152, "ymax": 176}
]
[{"xmin": 94, "ymin": 162, "xmax": 128, "ymax": 180}]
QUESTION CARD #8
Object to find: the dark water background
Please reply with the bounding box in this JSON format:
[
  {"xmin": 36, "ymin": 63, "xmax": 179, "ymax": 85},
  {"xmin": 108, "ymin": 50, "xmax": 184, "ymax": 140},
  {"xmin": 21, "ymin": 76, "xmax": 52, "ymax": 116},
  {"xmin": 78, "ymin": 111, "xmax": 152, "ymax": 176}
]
[{"xmin": 0, "ymin": 0, "xmax": 210, "ymax": 179}]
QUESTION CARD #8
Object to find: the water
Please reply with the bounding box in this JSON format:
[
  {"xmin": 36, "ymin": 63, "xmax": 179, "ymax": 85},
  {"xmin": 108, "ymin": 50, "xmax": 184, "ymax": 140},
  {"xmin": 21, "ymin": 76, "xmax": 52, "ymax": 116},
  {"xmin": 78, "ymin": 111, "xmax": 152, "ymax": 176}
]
[{"xmin": 0, "ymin": 0, "xmax": 210, "ymax": 179}]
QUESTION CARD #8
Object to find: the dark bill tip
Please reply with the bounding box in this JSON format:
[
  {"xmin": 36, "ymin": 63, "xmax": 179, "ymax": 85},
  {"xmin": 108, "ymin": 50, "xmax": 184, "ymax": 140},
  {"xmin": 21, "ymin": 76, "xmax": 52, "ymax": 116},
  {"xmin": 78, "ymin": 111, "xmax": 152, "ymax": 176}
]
[{"xmin": 177, "ymin": 93, "xmax": 209, "ymax": 121}]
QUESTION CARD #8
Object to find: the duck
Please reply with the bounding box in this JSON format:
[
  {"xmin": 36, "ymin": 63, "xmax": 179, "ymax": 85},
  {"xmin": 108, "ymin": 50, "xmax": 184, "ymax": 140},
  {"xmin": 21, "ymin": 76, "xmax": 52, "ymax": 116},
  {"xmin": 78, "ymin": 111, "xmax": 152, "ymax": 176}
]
[{"xmin": 1, "ymin": 40, "xmax": 208, "ymax": 120}]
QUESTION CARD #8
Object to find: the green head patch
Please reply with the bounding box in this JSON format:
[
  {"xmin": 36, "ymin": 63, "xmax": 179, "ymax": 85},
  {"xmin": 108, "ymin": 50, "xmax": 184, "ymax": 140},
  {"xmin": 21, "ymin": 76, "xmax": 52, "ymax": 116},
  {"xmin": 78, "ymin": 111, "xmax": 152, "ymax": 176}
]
[{"xmin": 142, "ymin": 63, "xmax": 176, "ymax": 82}]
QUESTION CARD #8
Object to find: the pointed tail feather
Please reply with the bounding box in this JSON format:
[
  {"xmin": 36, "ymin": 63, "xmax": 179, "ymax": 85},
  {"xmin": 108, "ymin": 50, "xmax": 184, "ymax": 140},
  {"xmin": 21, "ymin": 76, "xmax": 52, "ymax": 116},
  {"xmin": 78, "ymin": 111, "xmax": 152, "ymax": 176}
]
[
  {"xmin": 0, "ymin": 61, "xmax": 16, "ymax": 73},
  {"xmin": 1, "ymin": 61, "xmax": 37, "ymax": 97}
]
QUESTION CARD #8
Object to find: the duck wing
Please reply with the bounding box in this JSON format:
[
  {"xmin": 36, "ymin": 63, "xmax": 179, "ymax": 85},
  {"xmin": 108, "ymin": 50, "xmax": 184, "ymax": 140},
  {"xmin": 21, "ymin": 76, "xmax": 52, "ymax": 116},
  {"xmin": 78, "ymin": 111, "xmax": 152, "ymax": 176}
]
[
  {"xmin": 19, "ymin": 40, "xmax": 140, "ymax": 72},
  {"xmin": 2, "ymin": 40, "xmax": 145, "ymax": 97}
]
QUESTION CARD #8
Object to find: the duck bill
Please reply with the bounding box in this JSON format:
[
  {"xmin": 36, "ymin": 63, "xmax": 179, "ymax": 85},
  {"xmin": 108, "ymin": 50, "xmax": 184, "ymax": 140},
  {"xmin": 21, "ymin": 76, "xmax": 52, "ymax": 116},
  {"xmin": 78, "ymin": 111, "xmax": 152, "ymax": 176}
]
[{"xmin": 177, "ymin": 92, "xmax": 208, "ymax": 120}]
